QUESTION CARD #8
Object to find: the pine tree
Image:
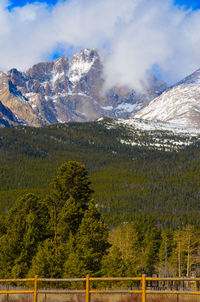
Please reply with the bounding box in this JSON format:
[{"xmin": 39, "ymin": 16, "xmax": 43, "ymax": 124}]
[
  {"xmin": 101, "ymin": 246, "xmax": 127, "ymax": 277},
  {"xmin": 51, "ymin": 161, "xmax": 93, "ymax": 210},
  {"xmin": 49, "ymin": 161, "xmax": 94, "ymax": 255},
  {"xmin": 64, "ymin": 251, "xmax": 85, "ymax": 278},
  {"xmin": 142, "ymin": 226, "xmax": 161, "ymax": 275},
  {"xmin": 0, "ymin": 193, "xmax": 50, "ymax": 278},
  {"xmin": 75, "ymin": 201, "xmax": 110, "ymax": 276},
  {"xmin": 57, "ymin": 196, "xmax": 81, "ymax": 242},
  {"xmin": 63, "ymin": 232, "xmax": 83, "ymax": 277},
  {"xmin": 28, "ymin": 239, "xmax": 63, "ymax": 278},
  {"xmin": 0, "ymin": 215, "xmax": 6, "ymax": 236}
]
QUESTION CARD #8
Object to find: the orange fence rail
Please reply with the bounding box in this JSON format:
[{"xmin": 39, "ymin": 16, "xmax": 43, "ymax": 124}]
[{"xmin": 0, "ymin": 275, "xmax": 199, "ymax": 302}]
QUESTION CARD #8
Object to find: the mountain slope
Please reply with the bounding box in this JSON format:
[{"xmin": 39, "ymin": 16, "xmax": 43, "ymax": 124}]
[
  {"xmin": 0, "ymin": 49, "xmax": 167, "ymax": 126},
  {"xmin": 0, "ymin": 120, "xmax": 200, "ymax": 225},
  {"xmin": 134, "ymin": 68, "xmax": 200, "ymax": 128}
]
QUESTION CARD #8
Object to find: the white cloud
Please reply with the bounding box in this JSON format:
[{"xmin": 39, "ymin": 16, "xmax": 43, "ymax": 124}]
[{"xmin": 0, "ymin": 0, "xmax": 200, "ymax": 90}]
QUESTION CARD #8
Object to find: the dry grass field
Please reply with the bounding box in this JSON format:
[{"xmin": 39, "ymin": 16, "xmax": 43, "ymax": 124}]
[{"xmin": 0, "ymin": 293, "xmax": 200, "ymax": 302}]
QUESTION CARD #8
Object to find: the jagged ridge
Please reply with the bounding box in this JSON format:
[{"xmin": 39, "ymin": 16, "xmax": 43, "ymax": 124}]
[{"xmin": 0, "ymin": 49, "xmax": 167, "ymax": 126}]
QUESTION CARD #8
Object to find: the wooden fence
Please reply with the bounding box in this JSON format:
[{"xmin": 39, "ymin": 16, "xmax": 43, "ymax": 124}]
[{"xmin": 0, "ymin": 275, "xmax": 199, "ymax": 302}]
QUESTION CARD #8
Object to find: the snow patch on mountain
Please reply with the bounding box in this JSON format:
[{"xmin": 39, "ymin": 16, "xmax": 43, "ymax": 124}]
[
  {"xmin": 115, "ymin": 102, "xmax": 143, "ymax": 113},
  {"xmin": 97, "ymin": 117, "xmax": 200, "ymax": 151},
  {"xmin": 115, "ymin": 118, "xmax": 200, "ymax": 135},
  {"xmin": 68, "ymin": 61, "xmax": 94, "ymax": 83},
  {"xmin": 51, "ymin": 70, "xmax": 65, "ymax": 85},
  {"xmin": 101, "ymin": 105, "xmax": 113, "ymax": 111},
  {"xmin": 68, "ymin": 48, "xmax": 97, "ymax": 83}
]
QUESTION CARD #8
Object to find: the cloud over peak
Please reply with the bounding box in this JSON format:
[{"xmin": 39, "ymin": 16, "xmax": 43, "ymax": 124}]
[{"xmin": 0, "ymin": 0, "xmax": 200, "ymax": 90}]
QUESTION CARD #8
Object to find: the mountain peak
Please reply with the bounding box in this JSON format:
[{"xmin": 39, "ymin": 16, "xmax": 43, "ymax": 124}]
[
  {"xmin": 72, "ymin": 48, "xmax": 99, "ymax": 60},
  {"xmin": 0, "ymin": 48, "xmax": 167, "ymax": 127}
]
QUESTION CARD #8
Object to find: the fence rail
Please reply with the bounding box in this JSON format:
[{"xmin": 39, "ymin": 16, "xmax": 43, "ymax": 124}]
[{"xmin": 0, "ymin": 275, "xmax": 199, "ymax": 302}]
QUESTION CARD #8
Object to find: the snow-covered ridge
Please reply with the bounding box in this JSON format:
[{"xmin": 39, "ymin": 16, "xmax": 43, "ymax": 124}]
[
  {"xmin": 97, "ymin": 117, "xmax": 200, "ymax": 151},
  {"xmin": 134, "ymin": 67, "xmax": 200, "ymax": 128},
  {"xmin": 116, "ymin": 117, "xmax": 200, "ymax": 135},
  {"xmin": 176, "ymin": 68, "xmax": 200, "ymax": 86}
]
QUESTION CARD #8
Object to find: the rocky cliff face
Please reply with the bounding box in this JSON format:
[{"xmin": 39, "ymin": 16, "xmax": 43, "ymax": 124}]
[
  {"xmin": 0, "ymin": 49, "xmax": 167, "ymax": 126},
  {"xmin": 0, "ymin": 99, "xmax": 19, "ymax": 127},
  {"xmin": 0, "ymin": 71, "xmax": 44, "ymax": 127}
]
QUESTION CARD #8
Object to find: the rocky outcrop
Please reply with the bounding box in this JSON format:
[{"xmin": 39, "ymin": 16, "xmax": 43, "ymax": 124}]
[
  {"xmin": 0, "ymin": 98, "xmax": 20, "ymax": 127},
  {"xmin": 0, "ymin": 71, "xmax": 45, "ymax": 127}
]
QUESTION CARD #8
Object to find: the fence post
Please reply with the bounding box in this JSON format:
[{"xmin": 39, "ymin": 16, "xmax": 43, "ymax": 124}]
[
  {"xmin": 142, "ymin": 274, "xmax": 146, "ymax": 302},
  {"xmin": 6, "ymin": 283, "xmax": 9, "ymax": 302},
  {"xmin": 33, "ymin": 275, "xmax": 38, "ymax": 302},
  {"xmin": 195, "ymin": 280, "xmax": 198, "ymax": 292},
  {"xmin": 86, "ymin": 275, "xmax": 90, "ymax": 302}
]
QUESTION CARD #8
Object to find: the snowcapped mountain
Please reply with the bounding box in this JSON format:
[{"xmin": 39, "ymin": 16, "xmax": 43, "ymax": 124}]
[
  {"xmin": 0, "ymin": 49, "xmax": 167, "ymax": 126},
  {"xmin": 134, "ymin": 68, "xmax": 200, "ymax": 128}
]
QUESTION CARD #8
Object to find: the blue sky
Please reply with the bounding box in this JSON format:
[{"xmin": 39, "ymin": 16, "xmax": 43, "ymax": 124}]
[
  {"xmin": 9, "ymin": 0, "xmax": 200, "ymax": 10},
  {"xmin": 175, "ymin": 0, "xmax": 200, "ymax": 9},
  {"xmin": 9, "ymin": 0, "xmax": 58, "ymax": 9}
]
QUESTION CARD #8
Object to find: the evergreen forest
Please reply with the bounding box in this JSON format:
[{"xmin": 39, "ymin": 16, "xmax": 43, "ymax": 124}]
[{"xmin": 0, "ymin": 121, "xmax": 200, "ymax": 278}]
